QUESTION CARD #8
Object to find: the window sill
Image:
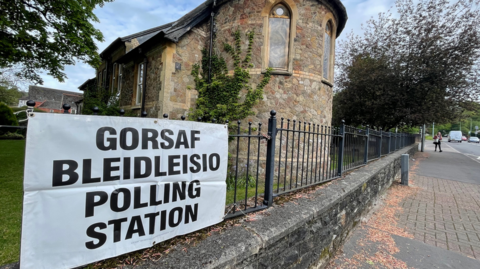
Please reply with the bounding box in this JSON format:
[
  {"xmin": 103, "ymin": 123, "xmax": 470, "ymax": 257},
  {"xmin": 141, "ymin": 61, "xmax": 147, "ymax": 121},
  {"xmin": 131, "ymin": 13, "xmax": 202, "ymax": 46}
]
[
  {"xmin": 131, "ymin": 105, "xmax": 142, "ymax": 110},
  {"xmin": 262, "ymin": 69, "xmax": 292, "ymax": 76},
  {"xmin": 321, "ymin": 79, "xmax": 333, "ymax": 87}
]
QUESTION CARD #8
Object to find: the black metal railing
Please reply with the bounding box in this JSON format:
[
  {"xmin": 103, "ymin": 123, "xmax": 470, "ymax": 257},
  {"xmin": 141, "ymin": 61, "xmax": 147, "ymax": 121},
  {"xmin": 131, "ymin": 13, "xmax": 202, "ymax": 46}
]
[
  {"xmin": 381, "ymin": 131, "xmax": 390, "ymax": 156},
  {"xmin": 225, "ymin": 111, "xmax": 417, "ymax": 218},
  {"xmin": 343, "ymin": 125, "xmax": 368, "ymax": 172},
  {"xmin": 224, "ymin": 121, "xmax": 268, "ymax": 218},
  {"xmin": 272, "ymin": 119, "xmax": 342, "ymax": 196},
  {"xmin": 11, "ymin": 103, "xmax": 417, "ymax": 220}
]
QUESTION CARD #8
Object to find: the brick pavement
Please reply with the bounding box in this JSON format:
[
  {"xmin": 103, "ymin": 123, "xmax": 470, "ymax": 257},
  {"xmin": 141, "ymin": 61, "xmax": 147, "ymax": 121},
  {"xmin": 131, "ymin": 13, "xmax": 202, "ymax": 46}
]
[{"xmin": 397, "ymin": 175, "xmax": 480, "ymax": 260}]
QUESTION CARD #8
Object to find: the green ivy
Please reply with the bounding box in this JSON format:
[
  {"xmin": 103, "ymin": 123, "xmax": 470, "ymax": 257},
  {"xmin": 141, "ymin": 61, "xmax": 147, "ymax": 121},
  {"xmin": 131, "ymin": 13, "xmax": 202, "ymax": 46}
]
[{"xmin": 189, "ymin": 30, "xmax": 272, "ymax": 123}]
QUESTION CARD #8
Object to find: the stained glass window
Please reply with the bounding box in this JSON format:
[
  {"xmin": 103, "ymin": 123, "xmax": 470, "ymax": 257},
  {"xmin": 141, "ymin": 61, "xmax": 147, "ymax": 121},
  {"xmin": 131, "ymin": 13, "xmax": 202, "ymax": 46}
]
[
  {"xmin": 269, "ymin": 5, "xmax": 290, "ymax": 70},
  {"xmin": 323, "ymin": 21, "xmax": 332, "ymax": 79}
]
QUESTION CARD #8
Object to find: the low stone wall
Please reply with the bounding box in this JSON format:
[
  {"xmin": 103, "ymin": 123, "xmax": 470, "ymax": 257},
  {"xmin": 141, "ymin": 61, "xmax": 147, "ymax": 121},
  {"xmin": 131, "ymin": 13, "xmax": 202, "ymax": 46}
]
[{"xmin": 125, "ymin": 145, "xmax": 417, "ymax": 269}]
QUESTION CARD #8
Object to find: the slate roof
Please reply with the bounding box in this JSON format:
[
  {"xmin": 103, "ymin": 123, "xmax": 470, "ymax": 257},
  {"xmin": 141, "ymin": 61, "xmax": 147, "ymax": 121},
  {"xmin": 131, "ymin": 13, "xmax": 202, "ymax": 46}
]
[
  {"xmin": 27, "ymin": 86, "xmax": 83, "ymax": 109},
  {"xmin": 38, "ymin": 100, "xmax": 62, "ymax": 109},
  {"xmin": 100, "ymin": 1, "xmax": 212, "ymax": 57},
  {"xmin": 29, "ymin": 86, "xmax": 83, "ymax": 98},
  {"xmin": 101, "ymin": 0, "xmax": 347, "ymax": 58}
]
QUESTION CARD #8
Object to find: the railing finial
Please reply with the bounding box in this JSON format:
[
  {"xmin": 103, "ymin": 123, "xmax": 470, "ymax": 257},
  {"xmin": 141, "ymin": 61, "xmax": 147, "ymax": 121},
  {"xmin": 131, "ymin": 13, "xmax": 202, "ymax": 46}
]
[{"xmin": 62, "ymin": 103, "xmax": 71, "ymax": 114}]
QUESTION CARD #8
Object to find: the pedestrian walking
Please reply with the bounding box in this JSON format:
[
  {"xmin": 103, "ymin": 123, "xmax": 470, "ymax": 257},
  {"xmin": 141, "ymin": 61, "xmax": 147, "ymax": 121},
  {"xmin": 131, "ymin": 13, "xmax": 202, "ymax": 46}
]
[{"xmin": 434, "ymin": 131, "xmax": 443, "ymax": 152}]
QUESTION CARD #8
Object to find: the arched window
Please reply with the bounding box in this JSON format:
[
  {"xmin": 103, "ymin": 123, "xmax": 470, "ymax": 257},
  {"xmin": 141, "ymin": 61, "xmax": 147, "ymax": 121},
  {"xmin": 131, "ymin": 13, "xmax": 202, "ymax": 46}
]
[
  {"xmin": 323, "ymin": 21, "xmax": 333, "ymax": 79},
  {"xmin": 268, "ymin": 4, "xmax": 290, "ymax": 70}
]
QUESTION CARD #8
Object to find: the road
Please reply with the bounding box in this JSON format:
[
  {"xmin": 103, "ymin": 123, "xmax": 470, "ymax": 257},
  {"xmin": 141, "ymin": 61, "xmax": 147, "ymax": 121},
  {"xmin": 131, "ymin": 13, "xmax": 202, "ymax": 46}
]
[
  {"xmin": 416, "ymin": 141, "xmax": 480, "ymax": 185},
  {"xmin": 444, "ymin": 140, "xmax": 480, "ymax": 161}
]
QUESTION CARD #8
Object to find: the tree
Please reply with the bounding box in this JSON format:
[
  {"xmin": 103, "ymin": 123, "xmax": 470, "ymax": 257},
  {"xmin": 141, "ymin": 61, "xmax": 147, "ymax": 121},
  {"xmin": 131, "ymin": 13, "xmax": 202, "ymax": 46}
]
[
  {"xmin": 0, "ymin": 80, "xmax": 23, "ymax": 106},
  {"xmin": 0, "ymin": 102, "xmax": 18, "ymax": 126},
  {"xmin": 0, "ymin": 0, "xmax": 112, "ymax": 85},
  {"xmin": 334, "ymin": 0, "xmax": 480, "ymax": 130},
  {"xmin": 0, "ymin": 65, "xmax": 32, "ymax": 91}
]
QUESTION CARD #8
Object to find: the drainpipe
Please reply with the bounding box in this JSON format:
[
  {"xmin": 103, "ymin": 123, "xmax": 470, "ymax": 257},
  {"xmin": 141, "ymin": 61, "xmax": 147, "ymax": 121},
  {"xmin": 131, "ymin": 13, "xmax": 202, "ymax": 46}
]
[
  {"xmin": 141, "ymin": 55, "xmax": 148, "ymax": 116},
  {"xmin": 208, "ymin": 0, "xmax": 216, "ymax": 83}
]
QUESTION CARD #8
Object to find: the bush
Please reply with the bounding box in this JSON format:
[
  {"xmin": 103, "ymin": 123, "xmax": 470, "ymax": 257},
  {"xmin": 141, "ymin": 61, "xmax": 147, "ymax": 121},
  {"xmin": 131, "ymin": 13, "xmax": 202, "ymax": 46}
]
[
  {"xmin": 0, "ymin": 102, "xmax": 18, "ymax": 126},
  {"xmin": 0, "ymin": 132, "xmax": 24, "ymax": 139}
]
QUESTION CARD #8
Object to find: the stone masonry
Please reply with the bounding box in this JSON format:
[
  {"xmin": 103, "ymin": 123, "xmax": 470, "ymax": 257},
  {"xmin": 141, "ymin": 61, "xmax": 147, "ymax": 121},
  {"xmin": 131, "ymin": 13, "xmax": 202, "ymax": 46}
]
[{"xmin": 199, "ymin": 0, "xmax": 336, "ymax": 126}]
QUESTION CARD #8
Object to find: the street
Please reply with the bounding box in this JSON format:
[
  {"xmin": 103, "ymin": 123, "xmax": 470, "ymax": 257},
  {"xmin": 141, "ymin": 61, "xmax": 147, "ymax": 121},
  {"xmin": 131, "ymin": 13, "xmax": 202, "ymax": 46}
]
[
  {"xmin": 444, "ymin": 140, "xmax": 480, "ymax": 162},
  {"xmin": 416, "ymin": 141, "xmax": 480, "ymax": 185}
]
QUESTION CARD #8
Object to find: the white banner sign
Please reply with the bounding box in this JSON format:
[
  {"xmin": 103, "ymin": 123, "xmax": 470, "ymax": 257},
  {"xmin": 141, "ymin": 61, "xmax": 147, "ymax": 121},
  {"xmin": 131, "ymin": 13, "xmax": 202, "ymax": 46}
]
[{"xmin": 21, "ymin": 113, "xmax": 228, "ymax": 269}]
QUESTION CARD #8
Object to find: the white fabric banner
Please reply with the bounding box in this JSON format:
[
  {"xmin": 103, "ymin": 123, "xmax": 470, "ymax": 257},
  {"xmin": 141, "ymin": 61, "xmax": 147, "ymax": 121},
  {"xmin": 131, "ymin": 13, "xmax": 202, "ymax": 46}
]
[{"xmin": 21, "ymin": 113, "xmax": 228, "ymax": 269}]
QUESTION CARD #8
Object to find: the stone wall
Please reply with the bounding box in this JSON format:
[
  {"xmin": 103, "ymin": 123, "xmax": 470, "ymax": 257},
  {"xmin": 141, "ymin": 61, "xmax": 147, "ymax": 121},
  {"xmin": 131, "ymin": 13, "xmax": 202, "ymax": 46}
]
[
  {"xmin": 119, "ymin": 62, "xmax": 135, "ymax": 107},
  {"xmin": 120, "ymin": 144, "xmax": 418, "ymax": 269},
  {"xmin": 161, "ymin": 25, "xmax": 209, "ymax": 119},
  {"xmin": 202, "ymin": 0, "xmax": 336, "ymax": 126},
  {"xmin": 119, "ymin": 44, "xmax": 165, "ymax": 116}
]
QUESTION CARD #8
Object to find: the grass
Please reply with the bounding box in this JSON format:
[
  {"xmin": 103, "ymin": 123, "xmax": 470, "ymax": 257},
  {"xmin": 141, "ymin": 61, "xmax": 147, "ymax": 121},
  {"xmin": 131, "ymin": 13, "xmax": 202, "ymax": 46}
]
[
  {"xmin": 425, "ymin": 135, "xmax": 433, "ymax": 140},
  {"xmin": 0, "ymin": 140, "xmax": 25, "ymax": 265},
  {"xmin": 226, "ymin": 185, "xmax": 264, "ymax": 205}
]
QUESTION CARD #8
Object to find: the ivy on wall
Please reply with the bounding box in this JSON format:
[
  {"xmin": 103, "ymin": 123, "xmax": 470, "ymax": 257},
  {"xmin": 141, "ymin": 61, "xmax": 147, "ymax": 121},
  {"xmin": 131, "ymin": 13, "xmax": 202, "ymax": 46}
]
[{"xmin": 189, "ymin": 30, "xmax": 272, "ymax": 123}]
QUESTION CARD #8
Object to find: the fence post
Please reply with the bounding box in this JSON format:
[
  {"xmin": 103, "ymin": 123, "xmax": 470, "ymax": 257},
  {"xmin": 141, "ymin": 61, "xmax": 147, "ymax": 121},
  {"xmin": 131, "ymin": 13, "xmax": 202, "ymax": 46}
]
[
  {"xmin": 26, "ymin": 100, "xmax": 35, "ymax": 114},
  {"xmin": 401, "ymin": 154, "xmax": 409, "ymax": 185},
  {"xmin": 337, "ymin": 120, "xmax": 345, "ymax": 177},
  {"xmin": 62, "ymin": 104, "xmax": 70, "ymax": 114},
  {"xmin": 379, "ymin": 128, "xmax": 383, "ymax": 158},
  {"xmin": 364, "ymin": 125, "xmax": 369, "ymax": 164},
  {"xmin": 395, "ymin": 129, "xmax": 398, "ymax": 150},
  {"xmin": 263, "ymin": 110, "xmax": 277, "ymax": 207},
  {"xmin": 93, "ymin": 106, "xmax": 99, "ymax": 115},
  {"xmin": 388, "ymin": 131, "xmax": 391, "ymax": 154},
  {"xmin": 119, "ymin": 109, "xmax": 125, "ymax": 116}
]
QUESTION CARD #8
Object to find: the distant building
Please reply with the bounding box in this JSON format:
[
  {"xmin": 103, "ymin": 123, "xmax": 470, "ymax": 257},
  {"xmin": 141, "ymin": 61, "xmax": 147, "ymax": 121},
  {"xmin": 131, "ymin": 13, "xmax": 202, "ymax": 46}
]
[
  {"xmin": 18, "ymin": 96, "xmax": 29, "ymax": 107},
  {"xmin": 24, "ymin": 86, "xmax": 83, "ymax": 114}
]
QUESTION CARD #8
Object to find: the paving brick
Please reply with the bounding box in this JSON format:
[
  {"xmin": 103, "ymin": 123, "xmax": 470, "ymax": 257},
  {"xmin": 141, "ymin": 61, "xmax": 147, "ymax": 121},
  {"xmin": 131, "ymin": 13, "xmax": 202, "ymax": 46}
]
[{"xmin": 397, "ymin": 175, "xmax": 480, "ymax": 262}]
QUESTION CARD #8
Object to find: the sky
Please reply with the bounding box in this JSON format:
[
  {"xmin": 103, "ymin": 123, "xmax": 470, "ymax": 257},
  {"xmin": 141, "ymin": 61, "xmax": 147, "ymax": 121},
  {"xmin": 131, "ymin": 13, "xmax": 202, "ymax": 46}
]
[{"xmin": 37, "ymin": 0, "xmax": 396, "ymax": 93}]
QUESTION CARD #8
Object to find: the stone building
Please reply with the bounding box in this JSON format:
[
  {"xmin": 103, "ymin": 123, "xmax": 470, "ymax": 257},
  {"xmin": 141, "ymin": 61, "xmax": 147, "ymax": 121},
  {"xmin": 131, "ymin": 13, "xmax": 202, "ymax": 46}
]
[
  {"xmin": 25, "ymin": 86, "xmax": 83, "ymax": 114},
  {"xmin": 79, "ymin": 0, "xmax": 347, "ymax": 124}
]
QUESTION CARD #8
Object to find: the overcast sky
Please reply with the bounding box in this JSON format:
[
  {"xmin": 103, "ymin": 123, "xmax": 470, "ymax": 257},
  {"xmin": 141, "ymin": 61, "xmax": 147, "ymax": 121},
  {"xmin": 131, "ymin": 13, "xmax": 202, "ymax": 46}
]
[{"xmin": 37, "ymin": 0, "xmax": 396, "ymax": 93}]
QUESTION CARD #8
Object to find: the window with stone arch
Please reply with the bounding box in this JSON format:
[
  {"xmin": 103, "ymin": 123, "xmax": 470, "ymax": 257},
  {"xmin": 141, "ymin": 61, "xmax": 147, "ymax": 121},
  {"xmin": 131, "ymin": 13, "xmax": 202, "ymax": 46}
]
[
  {"xmin": 268, "ymin": 4, "xmax": 291, "ymax": 70},
  {"xmin": 323, "ymin": 21, "xmax": 333, "ymax": 80}
]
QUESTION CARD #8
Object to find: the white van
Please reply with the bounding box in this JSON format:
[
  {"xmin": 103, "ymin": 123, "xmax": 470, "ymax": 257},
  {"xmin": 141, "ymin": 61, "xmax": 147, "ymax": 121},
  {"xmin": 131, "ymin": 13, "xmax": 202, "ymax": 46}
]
[{"xmin": 448, "ymin": 131, "xmax": 463, "ymax": 142}]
